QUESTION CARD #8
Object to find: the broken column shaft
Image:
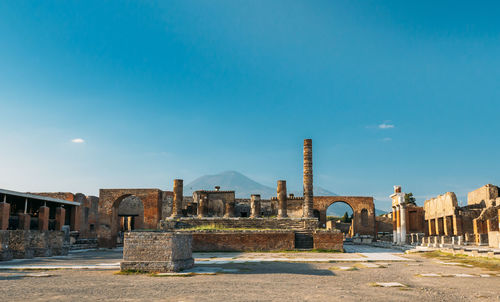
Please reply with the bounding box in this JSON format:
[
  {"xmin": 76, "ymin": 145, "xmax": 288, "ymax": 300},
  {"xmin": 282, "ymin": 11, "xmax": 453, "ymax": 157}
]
[
  {"xmin": 250, "ymin": 194, "xmax": 261, "ymax": 218},
  {"xmin": 277, "ymin": 180, "xmax": 288, "ymax": 218},
  {"xmin": 303, "ymin": 139, "xmax": 314, "ymax": 218},
  {"xmin": 171, "ymin": 179, "xmax": 183, "ymax": 218}
]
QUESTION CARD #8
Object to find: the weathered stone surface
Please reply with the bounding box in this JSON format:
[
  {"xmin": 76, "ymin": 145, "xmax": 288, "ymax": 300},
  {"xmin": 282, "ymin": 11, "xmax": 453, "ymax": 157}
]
[
  {"xmin": 0, "ymin": 202, "xmax": 10, "ymax": 230},
  {"xmin": 0, "ymin": 230, "xmax": 12, "ymax": 260},
  {"xmin": 120, "ymin": 231, "xmax": 194, "ymax": 273},
  {"xmin": 277, "ymin": 180, "xmax": 288, "ymax": 218},
  {"xmin": 468, "ymin": 184, "xmax": 499, "ymax": 207},
  {"xmin": 171, "ymin": 179, "xmax": 183, "ymax": 218}
]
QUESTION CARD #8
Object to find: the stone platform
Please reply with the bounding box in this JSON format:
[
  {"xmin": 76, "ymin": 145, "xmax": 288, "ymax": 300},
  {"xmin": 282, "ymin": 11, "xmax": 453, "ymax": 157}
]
[{"xmin": 120, "ymin": 231, "xmax": 194, "ymax": 273}]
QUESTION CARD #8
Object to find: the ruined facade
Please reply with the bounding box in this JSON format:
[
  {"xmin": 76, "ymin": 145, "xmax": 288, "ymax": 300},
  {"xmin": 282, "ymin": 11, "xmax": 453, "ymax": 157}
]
[{"xmin": 390, "ymin": 186, "xmax": 425, "ymax": 245}]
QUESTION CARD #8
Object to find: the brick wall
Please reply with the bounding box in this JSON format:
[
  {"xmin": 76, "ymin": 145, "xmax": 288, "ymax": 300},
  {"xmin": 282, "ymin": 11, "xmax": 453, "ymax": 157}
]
[
  {"xmin": 160, "ymin": 217, "xmax": 319, "ymax": 230},
  {"xmin": 312, "ymin": 231, "xmax": 343, "ymax": 251},
  {"xmin": 190, "ymin": 231, "xmax": 295, "ymax": 252}
]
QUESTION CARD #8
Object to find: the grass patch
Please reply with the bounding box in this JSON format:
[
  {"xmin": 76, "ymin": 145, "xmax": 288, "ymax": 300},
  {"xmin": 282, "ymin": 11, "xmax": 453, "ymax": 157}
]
[
  {"xmin": 180, "ymin": 224, "xmax": 281, "ymax": 232},
  {"xmin": 421, "ymin": 251, "xmax": 500, "ymax": 271}
]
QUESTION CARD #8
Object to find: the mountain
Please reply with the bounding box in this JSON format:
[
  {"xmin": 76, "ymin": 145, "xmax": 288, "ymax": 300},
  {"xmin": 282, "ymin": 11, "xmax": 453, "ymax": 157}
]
[
  {"xmin": 185, "ymin": 171, "xmax": 275, "ymax": 198},
  {"xmin": 327, "ymin": 204, "xmax": 388, "ymax": 217},
  {"xmin": 184, "ymin": 171, "xmax": 338, "ymax": 199}
]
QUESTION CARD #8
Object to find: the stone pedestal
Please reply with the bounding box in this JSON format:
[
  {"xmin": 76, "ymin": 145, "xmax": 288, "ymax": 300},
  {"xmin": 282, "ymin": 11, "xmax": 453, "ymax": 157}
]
[
  {"xmin": 0, "ymin": 203, "xmax": 10, "ymax": 230},
  {"xmin": 18, "ymin": 214, "xmax": 30, "ymax": 230},
  {"xmin": 38, "ymin": 206, "xmax": 49, "ymax": 231},
  {"xmin": 55, "ymin": 207, "xmax": 65, "ymax": 231},
  {"xmin": 120, "ymin": 232, "xmax": 194, "ymax": 273}
]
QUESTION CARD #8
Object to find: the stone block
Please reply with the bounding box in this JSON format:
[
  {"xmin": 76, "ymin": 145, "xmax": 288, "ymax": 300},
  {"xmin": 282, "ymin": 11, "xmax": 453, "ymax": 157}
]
[
  {"xmin": 120, "ymin": 232, "xmax": 194, "ymax": 273},
  {"xmin": 312, "ymin": 231, "xmax": 343, "ymax": 251}
]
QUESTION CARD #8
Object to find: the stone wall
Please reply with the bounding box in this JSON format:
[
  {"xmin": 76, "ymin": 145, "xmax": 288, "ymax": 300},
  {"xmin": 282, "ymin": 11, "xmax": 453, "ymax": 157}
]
[
  {"xmin": 468, "ymin": 184, "xmax": 499, "ymax": 207},
  {"xmin": 424, "ymin": 192, "xmax": 458, "ymax": 220},
  {"xmin": 120, "ymin": 231, "xmax": 194, "ymax": 272},
  {"xmin": 190, "ymin": 231, "xmax": 295, "ymax": 252},
  {"xmin": 0, "ymin": 230, "xmax": 67, "ymax": 261},
  {"xmin": 160, "ymin": 217, "xmax": 319, "ymax": 230},
  {"xmin": 312, "ymin": 231, "xmax": 343, "ymax": 251}
]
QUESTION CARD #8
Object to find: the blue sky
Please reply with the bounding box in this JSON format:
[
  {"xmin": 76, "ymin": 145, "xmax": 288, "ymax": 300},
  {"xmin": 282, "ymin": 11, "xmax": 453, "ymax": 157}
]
[{"xmin": 1, "ymin": 1, "xmax": 499, "ymax": 211}]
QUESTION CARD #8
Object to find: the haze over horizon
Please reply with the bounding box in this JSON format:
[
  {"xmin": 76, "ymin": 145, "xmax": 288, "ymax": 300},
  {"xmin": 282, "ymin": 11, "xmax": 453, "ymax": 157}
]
[{"xmin": 1, "ymin": 1, "xmax": 500, "ymax": 210}]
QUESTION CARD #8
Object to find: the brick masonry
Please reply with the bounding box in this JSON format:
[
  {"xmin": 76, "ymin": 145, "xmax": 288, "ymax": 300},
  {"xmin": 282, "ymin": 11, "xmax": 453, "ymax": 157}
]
[
  {"xmin": 312, "ymin": 230, "xmax": 343, "ymax": 251},
  {"xmin": 191, "ymin": 231, "xmax": 296, "ymax": 252},
  {"xmin": 160, "ymin": 217, "xmax": 319, "ymax": 230},
  {"xmin": 120, "ymin": 231, "xmax": 194, "ymax": 273}
]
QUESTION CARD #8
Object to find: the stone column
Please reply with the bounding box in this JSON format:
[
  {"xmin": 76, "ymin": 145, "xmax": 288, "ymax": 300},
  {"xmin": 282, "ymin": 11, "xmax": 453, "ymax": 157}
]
[
  {"xmin": 38, "ymin": 206, "xmax": 49, "ymax": 231},
  {"xmin": 277, "ymin": 180, "xmax": 288, "ymax": 218},
  {"xmin": 171, "ymin": 179, "xmax": 183, "ymax": 218},
  {"xmin": 452, "ymin": 215, "xmax": 462, "ymax": 236},
  {"xmin": 55, "ymin": 207, "xmax": 65, "ymax": 231},
  {"xmin": 435, "ymin": 218, "xmax": 441, "ymax": 235},
  {"xmin": 224, "ymin": 202, "xmax": 234, "ymax": 218},
  {"xmin": 302, "ymin": 139, "xmax": 314, "ymax": 218},
  {"xmin": 392, "ymin": 207, "xmax": 397, "ymax": 243},
  {"xmin": 197, "ymin": 196, "xmax": 206, "ymax": 218},
  {"xmin": 400, "ymin": 204, "xmax": 407, "ymax": 244},
  {"xmin": 70, "ymin": 206, "xmax": 80, "ymax": 231},
  {"xmin": 250, "ymin": 194, "xmax": 261, "ymax": 218},
  {"xmin": 396, "ymin": 206, "xmax": 401, "ymax": 244},
  {"xmin": 0, "ymin": 195, "xmax": 10, "ymax": 230}
]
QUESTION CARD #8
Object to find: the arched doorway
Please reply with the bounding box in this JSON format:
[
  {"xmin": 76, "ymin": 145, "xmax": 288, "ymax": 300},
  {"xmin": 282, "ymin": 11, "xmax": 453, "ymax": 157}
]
[
  {"xmin": 314, "ymin": 196, "xmax": 376, "ymax": 237},
  {"xmin": 327, "ymin": 201, "xmax": 354, "ymax": 237},
  {"xmin": 114, "ymin": 195, "xmax": 144, "ymax": 244}
]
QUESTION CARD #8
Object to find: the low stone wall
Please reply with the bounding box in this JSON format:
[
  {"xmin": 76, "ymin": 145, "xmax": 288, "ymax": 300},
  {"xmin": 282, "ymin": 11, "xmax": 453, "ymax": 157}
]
[
  {"xmin": 120, "ymin": 231, "xmax": 194, "ymax": 273},
  {"xmin": 160, "ymin": 217, "xmax": 319, "ymax": 231},
  {"xmin": 312, "ymin": 231, "xmax": 343, "ymax": 251},
  {"xmin": 190, "ymin": 231, "xmax": 295, "ymax": 252},
  {"xmin": 0, "ymin": 230, "xmax": 67, "ymax": 261}
]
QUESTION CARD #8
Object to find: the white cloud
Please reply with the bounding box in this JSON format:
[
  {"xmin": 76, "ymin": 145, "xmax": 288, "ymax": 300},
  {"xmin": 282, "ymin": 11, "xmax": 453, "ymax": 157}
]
[
  {"xmin": 378, "ymin": 123, "xmax": 395, "ymax": 129},
  {"xmin": 71, "ymin": 138, "xmax": 85, "ymax": 143}
]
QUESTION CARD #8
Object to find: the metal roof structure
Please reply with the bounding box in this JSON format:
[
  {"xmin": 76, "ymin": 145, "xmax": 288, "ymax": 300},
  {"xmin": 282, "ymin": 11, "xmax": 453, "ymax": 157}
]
[{"xmin": 0, "ymin": 188, "xmax": 80, "ymax": 206}]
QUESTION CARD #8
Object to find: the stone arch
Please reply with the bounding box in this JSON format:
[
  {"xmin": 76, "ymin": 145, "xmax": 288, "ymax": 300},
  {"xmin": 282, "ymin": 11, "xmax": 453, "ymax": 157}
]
[
  {"xmin": 314, "ymin": 196, "xmax": 376, "ymax": 237},
  {"xmin": 98, "ymin": 189, "xmax": 163, "ymax": 248}
]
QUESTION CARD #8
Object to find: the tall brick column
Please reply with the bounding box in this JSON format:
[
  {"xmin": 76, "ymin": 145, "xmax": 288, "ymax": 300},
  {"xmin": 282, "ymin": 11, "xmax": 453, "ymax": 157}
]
[
  {"xmin": 277, "ymin": 180, "xmax": 288, "ymax": 218},
  {"xmin": 250, "ymin": 194, "xmax": 261, "ymax": 218},
  {"xmin": 303, "ymin": 139, "xmax": 314, "ymax": 218},
  {"xmin": 452, "ymin": 215, "xmax": 462, "ymax": 236},
  {"xmin": 18, "ymin": 213, "xmax": 31, "ymax": 230},
  {"xmin": 55, "ymin": 207, "xmax": 66, "ymax": 231},
  {"xmin": 171, "ymin": 179, "xmax": 183, "ymax": 218},
  {"xmin": 38, "ymin": 206, "xmax": 49, "ymax": 231},
  {"xmin": 0, "ymin": 196, "xmax": 10, "ymax": 230},
  {"xmin": 70, "ymin": 206, "xmax": 80, "ymax": 231}
]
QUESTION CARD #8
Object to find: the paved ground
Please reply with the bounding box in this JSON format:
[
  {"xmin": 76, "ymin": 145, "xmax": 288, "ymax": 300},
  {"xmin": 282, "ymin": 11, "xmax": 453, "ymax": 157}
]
[{"xmin": 1, "ymin": 244, "xmax": 499, "ymax": 301}]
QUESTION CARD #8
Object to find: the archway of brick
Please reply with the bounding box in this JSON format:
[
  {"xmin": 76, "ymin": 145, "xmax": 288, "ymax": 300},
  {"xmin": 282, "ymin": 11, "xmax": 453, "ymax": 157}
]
[
  {"xmin": 314, "ymin": 196, "xmax": 376, "ymax": 237},
  {"xmin": 327, "ymin": 201, "xmax": 354, "ymax": 237},
  {"xmin": 98, "ymin": 189, "xmax": 162, "ymax": 248}
]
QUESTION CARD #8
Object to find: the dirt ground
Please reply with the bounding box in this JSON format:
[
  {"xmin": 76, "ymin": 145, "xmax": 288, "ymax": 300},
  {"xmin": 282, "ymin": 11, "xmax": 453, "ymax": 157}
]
[{"xmin": 1, "ymin": 245, "xmax": 499, "ymax": 302}]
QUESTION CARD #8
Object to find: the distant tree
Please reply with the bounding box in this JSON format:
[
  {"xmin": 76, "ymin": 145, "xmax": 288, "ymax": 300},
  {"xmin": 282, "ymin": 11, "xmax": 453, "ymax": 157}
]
[
  {"xmin": 405, "ymin": 193, "xmax": 417, "ymax": 205},
  {"xmin": 340, "ymin": 212, "xmax": 352, "ymax": 223}
]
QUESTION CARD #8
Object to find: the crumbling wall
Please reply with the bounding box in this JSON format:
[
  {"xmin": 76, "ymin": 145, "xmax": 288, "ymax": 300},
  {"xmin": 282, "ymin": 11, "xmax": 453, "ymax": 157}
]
[
  {"xmin": 312, "ymin": 231, "xmax": 343, "ymax": 251},
  {"xmin": 160, "ymin": 217, "xmax": 319, "ymax": 230},
  {"xmin": 468, "ymin": 184, "xmax": 499, "ymax": 207},
  {"xmin": 0, "ymin": 230, "xmax": 67, "ymax": 261}
]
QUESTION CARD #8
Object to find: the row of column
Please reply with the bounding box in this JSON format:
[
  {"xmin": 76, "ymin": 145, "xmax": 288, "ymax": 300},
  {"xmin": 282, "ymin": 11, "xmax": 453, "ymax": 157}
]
[
  {"xmin": 426, "ymin": 215, "xmax": 461, "ymax": 236},
  {"xmin": 0, "ymin": 195, "xmax": 67, "ymax": 231},
  {"xmin": 392, "ymin": 204, "xmax": 407, "ymax": 244}
]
